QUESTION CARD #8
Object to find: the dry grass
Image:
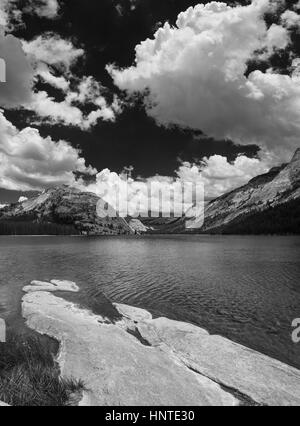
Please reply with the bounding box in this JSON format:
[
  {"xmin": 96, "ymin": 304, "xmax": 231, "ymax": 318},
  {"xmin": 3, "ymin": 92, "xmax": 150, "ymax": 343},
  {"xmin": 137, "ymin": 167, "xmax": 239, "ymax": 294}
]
[{"xmin": 0, "ymin": 332, "xmax": 84, "ymax": 406}]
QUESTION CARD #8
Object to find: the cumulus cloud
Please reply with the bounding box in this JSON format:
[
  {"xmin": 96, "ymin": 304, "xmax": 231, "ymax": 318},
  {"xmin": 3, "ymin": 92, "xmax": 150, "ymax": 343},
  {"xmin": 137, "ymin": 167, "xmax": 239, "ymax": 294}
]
[
  {"xmin": 0, "ymin": 7, "xmax": 103, "ymax": 191},
  {"xmin": 176, "ymin": 154, "xmax": 271, "ymax": 200},
  {"xmin": 35, "ymin": 63, "xmax": 70, "ymax": 91},
  {"xmin": 0, "ymin": 0, "xmax": 291, "ymax": 198},
  {"xmin": 25, "ymin": 0, "xmax": 60, "ymax": 19},
  {"xmin": 0, "ymin": 0, "xmax": 23, "ymax": 32},
  {"xmin": 29, "ymin": 79, "xmax": 121, "ymax": 129},
  {"xmin": 109, "ymin": 0, "xmax": 300, "ymax": 161},
  {"xmin": 1, "ymin": 30, "xmax": 114, "ymax": 129},
  {"xmin": 0, "ymin": 0, "xmax": 60, "ymax": 31},
  {"xmin": 281, "ymin": 10, "xmax": 300, "ymax": 28},
  {"xmin": 21, "ymin": 34, "xmax": 121, "ymax": 128},
  {"xmin": 0, "ymin": 111, "xmax": 95, "ymax": 191},
  {"xmin": 0, "ymin": 11, "xmax": 121, "ymax": 194},
  {"xmin": 0, "ymin": 29, "xmax": 103, "ymax": 189},
  {"xmin": 78, "ymin": 168, "xmax": 196, "ymax": 217},
  {"xmin": 0, "ymin": 0, "xmax": 7, "ymax": 26},
  {"xmin": 22, "ymin": 33, "xmax": 84, "ymax": 71},
  {"xmin": 291, "ymin": 57, "xmax": 300, "ymax": 77},
  {"xmin": 78, "ymin": 153, "xmax": 271, "ymax": 217}
]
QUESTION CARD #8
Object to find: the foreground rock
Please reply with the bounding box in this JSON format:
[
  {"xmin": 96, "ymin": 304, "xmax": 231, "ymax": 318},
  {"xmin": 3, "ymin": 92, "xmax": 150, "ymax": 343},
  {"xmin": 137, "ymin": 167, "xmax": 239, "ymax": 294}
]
[
  {"xmin": 116, "ymin": 304, "xmax": 300, "ymax": 406},
  {"xmin": 22, "ymin": 284, "xmax": 237, "ymax": 406},
  {"xmin": 23, "ymin": 280, "xmax": 79, "ymax": 293},
  {"xmin": 22, "ymin": 281, "xmax": 300, "ymax": 406},
  {"xmin": 0, "ymin": 401, "xmax": 10, "ymax": 406}
]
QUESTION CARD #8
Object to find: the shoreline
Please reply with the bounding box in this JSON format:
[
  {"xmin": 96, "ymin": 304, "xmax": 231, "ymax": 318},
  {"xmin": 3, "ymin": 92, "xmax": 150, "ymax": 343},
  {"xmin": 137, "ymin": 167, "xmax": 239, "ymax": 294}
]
[
  {"xmin": 0, "ymin": 233, "xmax": 299, "ymax": 238},
  {"xmin": 20, "ymin": 280, "xmax": 300, "ymax": 406}
]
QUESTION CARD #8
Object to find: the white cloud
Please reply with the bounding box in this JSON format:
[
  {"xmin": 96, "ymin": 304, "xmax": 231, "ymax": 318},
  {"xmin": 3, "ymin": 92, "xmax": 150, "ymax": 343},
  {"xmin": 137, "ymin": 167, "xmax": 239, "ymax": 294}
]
[
  {"xmin": 35, "ymin": 63, "xmax": 70, "ymax": 91},
  {"xmin": 78, "ymin": 169, "xmax": 193, "ymax": 217},
  {"xmin": 0, "ymin": 111, "xmax": 95, "ymax": 191},
  {"xmin": 0, "ymin": 2, "xmax": 118, "ymax": 192},
  {"xmin": 66, "ymin": 76, "xmax": 105, "ymax": 104},
  {"xmin": 30, "ymin": 91, "xmax": 84, "ymax": 127},
  {"xmin": 0, "ymin": 9, "xmax": 101, "ymax": 191},
  {"xmin": 291, "ymin": 57, "xmax": 300, "ymax": 77},
  {"xmin": 109, "ymin": 0, "xmax": 300, "ymax": 161},
  {"xmin": 0, "ymin": 1, "xmax": 22, "ymax": 32},
  {"xmin": 0, "ymin": 0, "xmax": 60, "ymax": 32},
  {"xmin": 29, "ymin": 84, "xmax": 120, "ymax": 129},
  {"xmin": 281, "ymin": 10, "xmax": 300, "ymax": 28},
  {"xmin": 79, "ymin": 153, "xmax": 271, "ymax": 217},
  {"xmin": 18, "ymin": 196, "xmax": 28, "ymax": 203},
  {"xmin": 265, "ymin": 23, "xmax": 290, "ymax": 53},
  {"xmin": 26, "ymin": 0, "xmax": 60, "ymax": 19},
  {"xmin": 0, "ymin": 0, "xmax": 7, "ymax": 26},
  {"xmin": 177, "ymin": 154, "xmax": 271, "ymax": 200},
  {"xmin": 294, "ymin": 1, "xmax": 300, "ymax": 11},
  {"xmin": 22, "ymin": 33, "xmax": 84, "ymax": 71},
  {"xmin": 0, "ymin": 14, "xmax": 121, "ymax": 130},
  {"xmin": 21, "ymin": 34, "xmax": 121, "ymax": 128}
]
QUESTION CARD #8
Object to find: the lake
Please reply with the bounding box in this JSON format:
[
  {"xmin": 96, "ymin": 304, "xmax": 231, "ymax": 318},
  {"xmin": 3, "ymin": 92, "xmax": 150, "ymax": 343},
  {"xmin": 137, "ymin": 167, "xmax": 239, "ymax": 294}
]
[{"xmin": 0, "ymin": 235, "xmax": 300, "ymax": 369}]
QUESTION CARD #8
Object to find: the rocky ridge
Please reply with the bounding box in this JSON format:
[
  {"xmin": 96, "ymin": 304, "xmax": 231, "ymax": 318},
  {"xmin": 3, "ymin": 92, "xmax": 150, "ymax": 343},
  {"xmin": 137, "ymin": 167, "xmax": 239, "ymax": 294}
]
[
  {"xmin": 0, "ymin": 186, "xmax": 135, "ymax": 235},
  {"xmin": 187, "ymin": 149, "xmax": 300, "ymax": 233}
]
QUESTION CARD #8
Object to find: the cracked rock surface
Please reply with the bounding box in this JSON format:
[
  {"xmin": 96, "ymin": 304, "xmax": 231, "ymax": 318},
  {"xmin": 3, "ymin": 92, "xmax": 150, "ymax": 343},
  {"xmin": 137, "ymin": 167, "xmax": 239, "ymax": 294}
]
[
  {"xmin": 22, "ymin": 281, "xmax": 300, "ymax": 406},
  {"xmin": 115, "ymin": 304, "xmax": 300, "ymax": 406}
]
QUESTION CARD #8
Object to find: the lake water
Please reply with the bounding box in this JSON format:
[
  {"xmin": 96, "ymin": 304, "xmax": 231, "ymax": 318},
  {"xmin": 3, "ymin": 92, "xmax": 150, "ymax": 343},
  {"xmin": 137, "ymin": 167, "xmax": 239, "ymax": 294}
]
[{"xmin": 0, "ymin": 235, "xmax": 300, "ymax": 369}]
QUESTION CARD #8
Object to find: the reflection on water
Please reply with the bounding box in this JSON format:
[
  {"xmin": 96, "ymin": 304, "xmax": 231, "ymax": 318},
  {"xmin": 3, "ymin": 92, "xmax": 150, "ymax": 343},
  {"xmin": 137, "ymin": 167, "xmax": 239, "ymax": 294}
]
[{"xmin": 0, "ymin": 235, "xmax": 300, "ymax": 368}]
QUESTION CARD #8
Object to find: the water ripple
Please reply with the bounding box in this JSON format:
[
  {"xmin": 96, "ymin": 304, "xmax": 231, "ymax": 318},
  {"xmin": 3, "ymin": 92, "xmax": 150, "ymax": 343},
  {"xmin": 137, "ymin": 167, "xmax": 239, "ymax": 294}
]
[{"xmin": 0, "ymin": 235, "xmax": 300, "ymax": 369}]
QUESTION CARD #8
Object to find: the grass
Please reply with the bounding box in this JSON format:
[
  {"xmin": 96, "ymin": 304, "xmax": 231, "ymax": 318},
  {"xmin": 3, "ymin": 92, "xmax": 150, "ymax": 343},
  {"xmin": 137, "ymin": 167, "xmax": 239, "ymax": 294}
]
[{"xmin": 0, "ymin": 332, "xmax": 85, "ymax": 406}]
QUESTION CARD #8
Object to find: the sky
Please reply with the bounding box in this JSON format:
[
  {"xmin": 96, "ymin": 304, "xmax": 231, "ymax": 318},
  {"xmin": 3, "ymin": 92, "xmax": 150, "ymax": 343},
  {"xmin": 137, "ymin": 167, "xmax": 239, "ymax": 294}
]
[{"xmin": 0, "ymin": 0, "xmax": 299, "ymax": 204}]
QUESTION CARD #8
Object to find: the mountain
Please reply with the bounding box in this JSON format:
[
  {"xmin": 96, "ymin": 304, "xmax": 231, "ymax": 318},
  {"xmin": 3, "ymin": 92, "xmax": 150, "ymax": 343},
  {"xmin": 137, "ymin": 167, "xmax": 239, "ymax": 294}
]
[
  {"xmin": 0, "ymin": 186, "xmax": 136, "ymax": 236},
  {"xmin": 1, "ymin": 149, "xmax": 299, "ymax": 236},
  {"xmin": 187, "ymin": 149, "xmax": 300, "ymax": 234}
]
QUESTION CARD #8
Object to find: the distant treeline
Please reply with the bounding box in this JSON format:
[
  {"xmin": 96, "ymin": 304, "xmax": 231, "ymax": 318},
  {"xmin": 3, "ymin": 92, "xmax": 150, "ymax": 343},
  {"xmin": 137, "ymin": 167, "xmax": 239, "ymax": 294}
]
[
  {"xmin": 206, "ymin": 199, "xmax": 300, "ymax": 235},
  {"xmin": 0, "ymin": 220, "xmax": 80, "ymax": 235},
  {"xmin": 141, "ymin": 217, "xmax": 186, "ymax": 234}
]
